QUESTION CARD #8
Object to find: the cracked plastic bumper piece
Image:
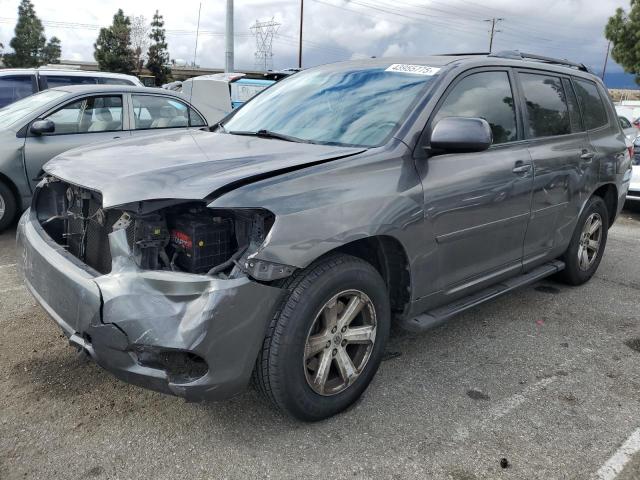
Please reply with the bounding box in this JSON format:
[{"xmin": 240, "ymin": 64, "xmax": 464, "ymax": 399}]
[{"xmin": 16, "ymin": 209, "xmax": 284, "ymax": 401}]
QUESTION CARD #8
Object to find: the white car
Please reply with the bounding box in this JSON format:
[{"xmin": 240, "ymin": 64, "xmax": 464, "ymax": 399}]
[
  {"xmin": 618, "ymin": 115, "xmax": 639, "ymax": 141},
  {"xmin": 0, "ymin": 68, "xmax": 143, "ymax": 108}
]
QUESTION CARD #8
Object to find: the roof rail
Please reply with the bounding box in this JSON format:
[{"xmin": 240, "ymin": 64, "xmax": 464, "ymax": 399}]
[{"xmin": 489, "ymin": 50, "xmax": 592, "ymax": 73}]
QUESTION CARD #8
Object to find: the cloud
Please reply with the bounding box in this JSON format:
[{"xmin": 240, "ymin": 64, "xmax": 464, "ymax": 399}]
[{"xmin": 0, "ymin": 0, "xmax": 630, "ymax": 72}]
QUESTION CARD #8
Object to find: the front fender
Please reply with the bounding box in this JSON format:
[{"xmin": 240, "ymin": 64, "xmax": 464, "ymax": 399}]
[{"xmin": 208, "ymin": 142, "xmax": 431, "ymax": 273}]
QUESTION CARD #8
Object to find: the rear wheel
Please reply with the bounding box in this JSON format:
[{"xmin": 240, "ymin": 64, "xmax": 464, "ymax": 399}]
[
  {"xmin": 558, "ymin": 196, "xmax": 609, "ymax": 285},
  {"xmin": 253, "ymin": 254, "xmax": 390, "ymax": 421},
  {"xmin": 0, "ymin": 181, "xmax": 17, "ymax": 233}
]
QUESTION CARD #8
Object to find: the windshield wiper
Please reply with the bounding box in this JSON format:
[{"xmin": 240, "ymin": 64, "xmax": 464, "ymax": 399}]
[{"xmin": 226, "ymin": 129, "xmax": 311, "ymax": 143}]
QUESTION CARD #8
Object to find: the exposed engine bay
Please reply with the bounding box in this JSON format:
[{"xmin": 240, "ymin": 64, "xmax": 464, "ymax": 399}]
[{"xmin": 35, "ymin": 177, "xmax": 284, "ymax": 280}]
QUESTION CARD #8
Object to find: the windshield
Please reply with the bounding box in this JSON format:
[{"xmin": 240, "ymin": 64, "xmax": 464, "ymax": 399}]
[
  {"xmin": 0, "ymin": 89, "xmax": 67, "ymax": 129},
  {"xmin": 223, "ymin": 64, "xmax": 440, "ymax": 147}
]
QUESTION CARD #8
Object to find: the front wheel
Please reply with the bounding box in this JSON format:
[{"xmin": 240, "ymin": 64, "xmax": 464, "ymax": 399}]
[
  {"xmin": 558, "ymin": 196, "xmax": 609, "ymax": 285},
  {"xmin": 253, "ymin": 254, "xmax": 390, "ymax": 421},
  {"xmin": 0, "ymin": 181, "xmax": 17, "ymax": 233}
]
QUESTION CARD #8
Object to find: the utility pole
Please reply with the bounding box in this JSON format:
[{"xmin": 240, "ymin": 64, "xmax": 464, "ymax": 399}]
[
  {"xmin": 225, "ymin": 0, "xmax": 234, "ymax": 72},
  {"xmin": 298, "ymin": 0, "xmax": 304, "ymax": 69},
  {"xmin": 601, "ymin": 40, "xmax": 611, "ymax": 81},
  {"xmin": 484, "ymin": 17, "xmax": 503, "ymax": 53},
  {"xmin": 193, "ymin": 2, "xmax": 202, "ymax": 68}
]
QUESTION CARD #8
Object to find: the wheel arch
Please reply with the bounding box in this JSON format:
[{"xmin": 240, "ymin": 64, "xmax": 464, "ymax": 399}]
[
  {"xmin": 591, "ymin": 183, "xmax": 618, "ymax": 228},
  {"xmin": 315, "ymin": 235, "xmax": 412, "ymax": 316}
]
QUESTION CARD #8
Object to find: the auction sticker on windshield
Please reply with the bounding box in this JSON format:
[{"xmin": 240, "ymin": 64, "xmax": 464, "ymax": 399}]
[{"xmin": 385, "ymin": 64, "xmax": 441, "ymax": 75}]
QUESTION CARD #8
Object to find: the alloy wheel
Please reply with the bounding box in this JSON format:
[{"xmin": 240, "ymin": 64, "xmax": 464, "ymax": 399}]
[
  {"xmin": 577, "ymin": 212, "xmax": 603, "ymax": 271},
  {"xmin": 304, "ymin": 290, "xmax": 377, "ymax": 396}
]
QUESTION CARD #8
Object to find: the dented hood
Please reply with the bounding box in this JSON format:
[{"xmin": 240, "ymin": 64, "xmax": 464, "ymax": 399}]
[{"xmin": 44, "ymin": 129, "xmax": 365, "ymax": 208}]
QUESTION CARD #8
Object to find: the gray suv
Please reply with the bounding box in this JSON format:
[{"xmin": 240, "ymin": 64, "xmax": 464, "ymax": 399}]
[{"xmin": 16, "ymin": 52, "xmax": 632, "ymax": 421}]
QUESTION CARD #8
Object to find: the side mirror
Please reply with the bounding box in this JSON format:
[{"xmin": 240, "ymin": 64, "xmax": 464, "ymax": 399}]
[
  {"xmin": 30, "ymin": 119, "xmax": 55, "ymax": 135},
  {"xmin": 429, "ymin": 117, "xmax": 492, "ymax": 153}
]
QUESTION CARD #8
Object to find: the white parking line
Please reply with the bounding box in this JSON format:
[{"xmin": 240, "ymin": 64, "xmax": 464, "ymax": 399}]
[
  {"xmin": 485, "ymin": 376, "xmax": 558, "ymax": 421},
  {"xmin": 596, "ymin": 428, "xmax": 640, "ymax": 480}
]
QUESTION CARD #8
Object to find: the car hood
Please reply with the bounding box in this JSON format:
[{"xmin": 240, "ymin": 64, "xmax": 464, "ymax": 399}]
[{"xmin": 44, "ymin": 129, "xmax": 366, "ymax": 208}]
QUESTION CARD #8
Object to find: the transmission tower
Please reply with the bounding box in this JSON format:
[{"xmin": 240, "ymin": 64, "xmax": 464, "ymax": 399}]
[{"xmin": 251, "ymin": 17, "xmax": 280, "ymax": 71}]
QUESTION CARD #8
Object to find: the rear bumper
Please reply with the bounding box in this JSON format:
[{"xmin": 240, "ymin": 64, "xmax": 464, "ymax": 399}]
[{"xmin": 16, "ymin": 209, "xmax": 284, "ymax": 401}]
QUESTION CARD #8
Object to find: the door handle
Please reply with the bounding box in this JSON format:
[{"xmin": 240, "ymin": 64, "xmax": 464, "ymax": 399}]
[
  {"xmin": 580, "ymin": 151, "xmax": 595, "ymax": 162},
  {"xmin": 512, "ymin": 163, "xmax": 532, "ymax": 174}
]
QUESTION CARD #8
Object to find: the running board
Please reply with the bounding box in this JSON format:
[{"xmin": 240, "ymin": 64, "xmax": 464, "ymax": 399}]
[{"xmin": 399, "ymin": 260, "xmax": 565, "ymax": 333}]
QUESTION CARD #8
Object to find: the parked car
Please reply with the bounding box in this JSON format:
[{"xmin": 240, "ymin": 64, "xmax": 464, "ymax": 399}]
[
  {"xmin": 628, "ymin": 137, "xmax": 640, "ymax": 202},
  {"xmin": 161, "ymin": 80, "xmax": 183, "ymax": 91},
  {"xmin": 17, "ymin": 53, "xmax": 631, "ymax": 421},
  {"xmin": 618, "ymin": 115, "xmax": 638, "ymax": 140},
  {"xmin": 0, "ymin": 68, "xmax": 143, "ymax": 108},
  {"xmin": 0, "ymin": 85, "xmax": 208, "ymax": 230}
]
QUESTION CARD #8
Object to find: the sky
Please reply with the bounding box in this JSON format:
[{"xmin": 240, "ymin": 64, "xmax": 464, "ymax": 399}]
[{"xmin": 0, "ymin": 0, "xmax": 631, "ymax": 75}]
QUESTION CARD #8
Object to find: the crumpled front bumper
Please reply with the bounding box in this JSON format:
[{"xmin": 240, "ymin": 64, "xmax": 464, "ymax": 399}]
[{"xmin": 16, "ymin": 209, "xmax": 284, "ymax": 401}]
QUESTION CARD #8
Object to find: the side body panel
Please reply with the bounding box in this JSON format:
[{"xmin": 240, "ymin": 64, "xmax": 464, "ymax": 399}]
[
  {"xmin": 208, "ymin": 140, "xmax": 438, "ymax": 305},
  {"xmin": 415, "ymin": 144, "xmax": 533, "ymax": 293},
  {"xmin": 590, "ymin": 84, "xmax": 631, "ymax": 220},
  {"xmin": 522, "ymin": 132, "xmax": 595, "ymax": 265},
  {"xmin": 0, "ymin": 130, "xmax": 31, "ymax": 209}
]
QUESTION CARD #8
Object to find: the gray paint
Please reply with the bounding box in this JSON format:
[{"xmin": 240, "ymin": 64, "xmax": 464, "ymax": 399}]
[
  {"xmin": 17, "ymin": 55, "xmax": 632, "ymax": 400},
  {"xmin": 17, "ymin": 210, "xmax": 284, "ymax": 400},
  {"xmin": 44, "ymin": 129, "xmax": 365, "ymax": 208}
]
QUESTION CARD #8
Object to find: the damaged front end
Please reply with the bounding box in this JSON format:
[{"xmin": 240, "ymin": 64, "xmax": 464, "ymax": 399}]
[
  {"xmin": 17, "ymin": 177, "xmax": 286, "ymax": 400},
  {"xmin": 35, "ymin": 176, "xmax": 289, "ymax": 280}
]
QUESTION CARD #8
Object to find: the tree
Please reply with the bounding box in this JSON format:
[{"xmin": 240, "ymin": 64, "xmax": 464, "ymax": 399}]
[
  {"xmin": 130, "ymin": 15, "xmax": 150, "ymax": 74},
  {"xmin": 3, "ymin": 0, "xmax": 61, "ymax": 68},
  {"xmin": 146, "ymin": 10, "xmax": 171, "ymax": 86},
  {"xmin": 605, "ymin": 1, "xmax": 640, "ymax": 84},
  {"xmin": 94, "ymin": 9, "xmax": 136, "ymax": 74},
  {"xmin": 42, "ymin": 36, "xmax": 61, "ymax": 64}
]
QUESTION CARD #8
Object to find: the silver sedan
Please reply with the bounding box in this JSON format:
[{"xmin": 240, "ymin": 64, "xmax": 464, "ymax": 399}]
[{"xmin": 0, "ymin": 85, "xmax": 209, "ymax": 231}]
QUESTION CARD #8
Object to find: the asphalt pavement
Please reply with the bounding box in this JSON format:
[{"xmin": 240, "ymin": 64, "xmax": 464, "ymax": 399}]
[{"xmin": 1, "ymin": 206, "xmax": 639, "ymax": 480}]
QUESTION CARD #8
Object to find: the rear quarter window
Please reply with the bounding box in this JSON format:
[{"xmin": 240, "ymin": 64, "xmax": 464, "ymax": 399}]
[{"xmin": 573, "ymin": 78, "xmax": 609, "ymax": 130}]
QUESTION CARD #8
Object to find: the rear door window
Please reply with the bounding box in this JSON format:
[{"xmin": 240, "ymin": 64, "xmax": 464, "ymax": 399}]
[
  {"xmin": 0, "ymin": 75, "xmax": 36, "ymax": 107},
  {"xmin": 432, "ymin": 71, "xmax": 518, "ymax": 145},
  {"xmin": 573, "ymin": 79, "xmax": 609, "ymax": 130},
  {"xmin": 132, "ymin": 95, "xmax": 195, "ymax": 130},
  {"xmin": 519, "ymin": 73, "xmax": 570, "ymax": 138}
]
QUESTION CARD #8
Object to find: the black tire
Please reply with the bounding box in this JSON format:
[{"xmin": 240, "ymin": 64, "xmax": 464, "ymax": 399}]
[
  {"xmin": 253, "ymin": 254, "xmax": 390, "ymax": 421},
  {"xmin": 0, "ymin": 181, "xmax": 17, "ymax": 233},
  {"xmin": 557, "ymin": 196, "xmax": 609, "ymax": 285}
]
